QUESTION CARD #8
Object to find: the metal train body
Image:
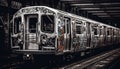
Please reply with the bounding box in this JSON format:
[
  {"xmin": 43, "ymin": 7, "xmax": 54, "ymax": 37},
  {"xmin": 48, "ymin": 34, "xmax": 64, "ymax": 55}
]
[{"xmin": 11, "ymin": 6, "xmax": 120, "ymax": 56}]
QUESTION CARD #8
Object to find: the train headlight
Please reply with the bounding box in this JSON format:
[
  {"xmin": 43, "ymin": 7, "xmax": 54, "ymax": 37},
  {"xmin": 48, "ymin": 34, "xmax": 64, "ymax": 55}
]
[{"xmin": 26, "ymin": 54, "xmax": 29, "ymax": 57}]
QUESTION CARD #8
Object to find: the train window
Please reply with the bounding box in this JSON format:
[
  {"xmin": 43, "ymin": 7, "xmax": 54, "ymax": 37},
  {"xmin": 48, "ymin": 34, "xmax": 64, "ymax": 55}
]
[
  {"xmin": 100, "ymin": 28, "xmax": 102, "ymax": 35},
  {"xmin": 86, "ymin": 22, "xmax": 91, "ymax": 35},
  {"xmin": 107, "ymin": 30, "xmax": 110, "ymax": 35},
  {"xmin": 41, "ymin": 15, "xmax": 54, "ymax": 33},
  {"xmin": 14, "ymin": 17, "xmax": 21, "ymax": 34},
  {"xmin": 64, "ymin": 17, "xmax": 71, "ymax": 34},
  {"xmin": 113, "ymin": 30, "xmax": 116, "ymax": 35},
  {"xmin": 76, "ymin": 25, "xmax": 85, "ymax": 34},
  {"xmin": 113, "ymin": 30, "xmax": 115, "ymax": 35},
  {"xmin": 107, "ymin": 28, "xmax": 111, "ymax": 35},
  {"xmin": 67, "ymin": 20, "xmax": 69, "ymax": 34},
  {"xmin": 93, "ymin": 27, "xmax": 97, "ymax": 35},
  {"xmin": 29, "ymin": 17, "xmax": 37, "ymax": 33}
]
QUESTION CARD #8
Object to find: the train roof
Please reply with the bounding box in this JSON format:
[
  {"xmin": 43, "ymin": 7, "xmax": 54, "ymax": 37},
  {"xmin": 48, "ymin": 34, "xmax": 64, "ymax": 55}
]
[{"xmin": 14, "ymin": 6, "xmax": 119, "ymax": 30}]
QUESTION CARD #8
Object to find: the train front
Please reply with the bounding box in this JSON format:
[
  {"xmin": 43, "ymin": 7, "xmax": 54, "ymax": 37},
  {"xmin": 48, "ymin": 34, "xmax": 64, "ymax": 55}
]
[{"xmin": 11, "ymin": 6, "xmax": 58, "ymax": 57}]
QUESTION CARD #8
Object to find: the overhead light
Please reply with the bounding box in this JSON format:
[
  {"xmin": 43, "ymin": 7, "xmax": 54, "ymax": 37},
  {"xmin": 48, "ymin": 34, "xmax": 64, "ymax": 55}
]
[
  {"xmin": 80, "ymin": 8, "xmax": 100, "ymax": 10},
  {"xmin": 113, "ymin": 16, "xmax": 120, "ymax": 17},
  {"xmin": 92, "ymin": 13, "xmax": 108, "ymax": 15},
  {"xmin": 98, "ymin": 16, "xmax": 110, "ymax": 17},
  {"xmin": 98, "ymin": 3, "xmax": 120, "ymax": 5},
  {"xmin": 110, "ymin": 12, "xmax": 120, "ymax": 14},
  {"xmin": 88, "ymin": 11, "xmax": 105, "ymax": 13},
  {"xmin": 61, "ymin": 0, "xmax": 77, "ymax": 1},
  {"xmin": 106, "ymin": 11, "xmax": 120, "ymax": 12},
  {"xmin": 105, "ymin": 7, "xmax": 120, "ymax": 9},
  {"xmin": 109, "ymin": 13, "xmax": 120, "ymax": 15},
  {"xmin": 88, "ymin": 11, "xmax": 120, "ymax": 13},
  {"xmin": 71, "ymin": 3, "xmax": 94, "ymax": 6}
]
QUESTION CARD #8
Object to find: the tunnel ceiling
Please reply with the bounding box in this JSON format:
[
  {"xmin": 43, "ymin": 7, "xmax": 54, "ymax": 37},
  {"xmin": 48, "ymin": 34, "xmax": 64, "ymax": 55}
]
[
  {"xmin": 61, "ymin": 0, "xmax": 120, "ymax": 27},
  {"xmin": 0, "ymin": 0, "xmax": 120, "ymax": 27}
]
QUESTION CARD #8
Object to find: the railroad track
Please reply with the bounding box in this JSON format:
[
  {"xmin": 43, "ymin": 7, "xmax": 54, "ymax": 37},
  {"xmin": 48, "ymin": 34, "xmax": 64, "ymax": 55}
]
[
  {"xmin": 0, "ymin": 48, "xmax": 120, "ymax": 69},
  {"xmin": 60, "ymin": 48, "xmax": 120, "ymax": 69},
  {"xmin": 0, "ymin": 54, "xmax": 25, "ymax": 69}
]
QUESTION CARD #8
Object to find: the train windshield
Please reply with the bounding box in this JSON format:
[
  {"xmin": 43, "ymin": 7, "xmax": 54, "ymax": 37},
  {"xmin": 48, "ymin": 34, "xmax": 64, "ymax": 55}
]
[
  {"xmin": 41, "ymin": 15, "xmax": 54, "ymax": 33},
  {"xmin": 29, "ymin": 16, "xmax": 38, "ymax": 33},
  {"xmin": 14, "ymin": 17, "xmax": 21, "ymax": 34}
]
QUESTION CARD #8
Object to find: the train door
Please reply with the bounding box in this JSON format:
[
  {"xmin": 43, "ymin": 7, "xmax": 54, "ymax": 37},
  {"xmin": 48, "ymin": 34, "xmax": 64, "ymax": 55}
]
[
  {"xmin": 86, "ymin": 22, "xmax": 91, "ymax": 48},
  {"xmin": 99, "ymin": 26, "xmax": 104, "ymax": 46},
  {"xmin": 91, "ymin": 24, "xmax": 99, "ymax": 48},
  {"xmin": 117, "ymin": 30, "xmax": 119, "ymax": 44},
  {"xmin": 114, "ymin": 29, "xmax": 117, "ymax": 44},
  {"xmin": 107, "ymin": 28, "xmax": 112, "ymax": 45},
  {"xmin": 103, "ymin": 26, "xmax": 107, "ymax": 46},
  {"xmin": 111, "ymin": 29, "xmax": 114, "ymax": 45},
  {"xmin": 75, "ymin": 21, "xmax": 87, "ymax": 50},
  {"xmin": 24, "ymin": 14, "xmax": 38, "ymax": 50},
  {"xmin": 64, "ymin": 17, "xmax": 71, "ymax": 51}
]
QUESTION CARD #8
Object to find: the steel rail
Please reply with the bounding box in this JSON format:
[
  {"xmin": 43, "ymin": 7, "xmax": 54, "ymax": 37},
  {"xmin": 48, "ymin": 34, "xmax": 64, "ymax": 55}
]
[{"xmin": 60, "ymin": 48, "xmax": 120, "ymax": 69}]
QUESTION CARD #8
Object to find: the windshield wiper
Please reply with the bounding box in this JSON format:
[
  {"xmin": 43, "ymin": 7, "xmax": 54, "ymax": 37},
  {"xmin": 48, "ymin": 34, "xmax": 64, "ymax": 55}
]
[{"xmin": 46, "ymin": 15, "xmax": 53, "ymax": 23}]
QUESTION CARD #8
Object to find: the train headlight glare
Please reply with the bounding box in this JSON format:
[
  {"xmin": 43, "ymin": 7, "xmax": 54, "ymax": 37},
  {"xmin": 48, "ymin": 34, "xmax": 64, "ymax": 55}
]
[{"xmin": 27, "ymin": 54, "xmax": 29, "ymax": 57}]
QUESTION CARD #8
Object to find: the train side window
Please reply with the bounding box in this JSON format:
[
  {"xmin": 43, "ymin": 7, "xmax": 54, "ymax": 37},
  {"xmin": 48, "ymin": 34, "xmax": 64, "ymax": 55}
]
[
  {"xmin": 76, "ymin": 25, "xmax": 85, "ymax": 34},
  {"xmin": 107, "ymin": 29, "xmax": 109, "ymax": 35},
  {"xmin": 14, "ymin": 17, "xmax": 21, "ymax": 34},
  {"xmin": 107, "ymin": 28, "xmax": 111, "ymax": 35},
  {"xmin": 64, "ymin": 17, "xmax": 71, "ymax": 34},
  {"xmin": 67, "ymin": 19, "xmax": 70, "ymax": 34},
  {"xmin": 116, "ymin": 30, "xmax": 118, "ymax": 36},
  {"xmin": 86, "ymin": 22, "xmax": 91, "ymax": 34},
  {"xmin": 94, "ymin": 28, "xmax": 97, "ymax": 35},
  {"xmin": 100, "ymin": 28, "xmax": 102, "ymax": 35},
  {"xmin": 93, "ymin": 27, "xmax": 98, "ymax": 35},
  {"xmin": 58, "ymin": 19, "xmax": 65, "ymax": 36},
  {"xmin": 76, "ymin": 26, "xmax": 81, "ymax": 34},
  {"xmin": 113, "ymin": 29, "xmax": 116, "ymax": 36},
  {"xmin": 113, "ymin": 29, "xmax": 115, "ymax": 35}
]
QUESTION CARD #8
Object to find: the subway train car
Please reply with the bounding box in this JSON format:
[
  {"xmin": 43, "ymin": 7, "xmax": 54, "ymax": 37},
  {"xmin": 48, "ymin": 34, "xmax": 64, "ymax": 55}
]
[{"xmin": 11, "ymin": 6, "xmax": 120, "ymax": 59}]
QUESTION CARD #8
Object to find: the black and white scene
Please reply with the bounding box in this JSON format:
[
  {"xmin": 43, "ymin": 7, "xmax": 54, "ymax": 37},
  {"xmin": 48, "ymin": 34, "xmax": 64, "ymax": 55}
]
[{"xmin": 0, "ymin": 0, "xmax": 120, "ymax": 69}]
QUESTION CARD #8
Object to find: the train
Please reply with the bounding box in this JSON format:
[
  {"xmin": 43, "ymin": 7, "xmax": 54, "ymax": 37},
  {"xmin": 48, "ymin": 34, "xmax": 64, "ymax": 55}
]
[{"xmin": 11, "ymin": 6, "xmax": 120, "ymax": 59}]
